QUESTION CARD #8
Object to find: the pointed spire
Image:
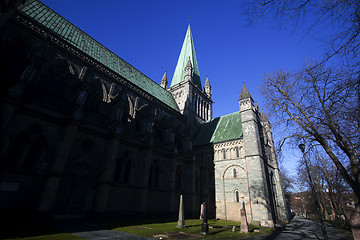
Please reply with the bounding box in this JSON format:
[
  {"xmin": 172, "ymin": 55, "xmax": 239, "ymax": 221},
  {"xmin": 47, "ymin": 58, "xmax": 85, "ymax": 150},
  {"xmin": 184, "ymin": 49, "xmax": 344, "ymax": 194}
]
[
  {"xmin": 160, "ymin": 71, "xmax": 168, "ymax": 89},
  {"xmin": 262, "ymin": 109, "xmax": 269, "ymax": 122},
  {"xmin": 239, "ymin": 82, "xmax": 253, "ymax": 101},
  {"xmin": 204, "ymin": 76, "xmax": 212, "ymax": 98},
  {"xmin": 170, "ymin": 23, "xmax": 201, "ymax": 88},
  {"xmin": 204, "ymin": 76, "xmax": 211, "ymax": 86}
]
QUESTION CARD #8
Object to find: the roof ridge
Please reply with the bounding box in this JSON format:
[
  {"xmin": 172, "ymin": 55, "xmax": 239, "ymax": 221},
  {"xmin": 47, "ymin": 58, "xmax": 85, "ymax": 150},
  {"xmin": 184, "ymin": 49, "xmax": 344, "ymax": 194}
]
[{"xmin": 18, "ymin": 0, "xmax": 179, "ymax": 112}]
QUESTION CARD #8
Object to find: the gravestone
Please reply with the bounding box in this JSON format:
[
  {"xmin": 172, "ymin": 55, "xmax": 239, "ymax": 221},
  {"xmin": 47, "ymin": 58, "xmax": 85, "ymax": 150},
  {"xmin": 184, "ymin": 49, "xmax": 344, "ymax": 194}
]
[
  {"xmin": 177, "ymin": 195, "xmax": 185, "ymax": 228},
  {"xmin": 240, "ymin": 202, "xmax": 249, "ymax": 233},
  {"xmin": 200, "ymin": 202, "xmax": 209, "ymax": 235},
  {"xmin": 200, "ymin": 202, "xmax": 205, "ymax": 220}
]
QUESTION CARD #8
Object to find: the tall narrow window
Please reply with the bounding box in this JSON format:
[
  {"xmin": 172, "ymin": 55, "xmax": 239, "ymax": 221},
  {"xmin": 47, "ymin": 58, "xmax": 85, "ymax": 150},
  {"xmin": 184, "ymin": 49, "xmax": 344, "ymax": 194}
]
[
  {"xmin": 235, "ymin": 147, "xmax": 239, "ymax": 158},
  {"xmin": 233, "ymin": 168, "xmax": 237, "ymax": 178},
  {"xmin": 235, "ymin": 190, "xmax": 240, "ymax": 202},
  {"xmin": 223, "ymin": 149, "xmax": 226, "ymax": 160}
]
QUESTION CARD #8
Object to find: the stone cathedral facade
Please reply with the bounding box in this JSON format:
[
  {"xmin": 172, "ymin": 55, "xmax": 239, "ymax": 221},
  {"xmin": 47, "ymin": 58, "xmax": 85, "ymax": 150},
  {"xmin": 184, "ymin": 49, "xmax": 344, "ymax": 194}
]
[{"xmin": 0, "ymin": 0, "xmax": 287, "ymax": 226}]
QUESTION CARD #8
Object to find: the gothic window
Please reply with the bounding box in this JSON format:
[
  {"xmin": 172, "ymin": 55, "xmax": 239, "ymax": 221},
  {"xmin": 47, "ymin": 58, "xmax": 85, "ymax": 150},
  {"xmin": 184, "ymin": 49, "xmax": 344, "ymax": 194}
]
[
  {"xmin": 2, "ymin": 131, "xmax": 29, "ymax": 167},
  {"xmin": 233, "ymin": 168, "xmax": 237, "ymax": 178},
  {"xmin": 148, "ymin": 159, "xmax": 160, "ymax": 188},
  {"xmin": 113, "ymin": 151, "xmax": 132, "ymax": 184},
  {"xmin": 175, "ymin": 165, "xmax": 183, "ymax": 192},
  {"xmin": 2, "ymin": 125, "xmax": 46, "ymax": 169},
  {"xmin": 235, "ymin": 190, "xmax": 240, "ymax": 202},
  {"xmin": 195, "ymin": 171, "xmax": 200, "ymax": 193},
  {"xmin": 123, "ymin": 159, "xmax": 132, "ymax": 184},
  {"xmin": 22, "ymin": 135, "xmax": 45, "ymax": 169},
  {"xmin": 113, "ymin": 158, "xmax": 123, "ymax": 182}
]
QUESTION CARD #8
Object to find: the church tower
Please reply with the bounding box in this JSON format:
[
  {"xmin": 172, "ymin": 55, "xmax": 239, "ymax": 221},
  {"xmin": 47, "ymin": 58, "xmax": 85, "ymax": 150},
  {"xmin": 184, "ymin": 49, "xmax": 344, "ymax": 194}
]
[
  {"xmin": 238, "ymin": 82, "xmax": 276, "ymax": 226},
  {"xmin": 168, "ymin": 22, "xmax": 212, "ymax": 125}
]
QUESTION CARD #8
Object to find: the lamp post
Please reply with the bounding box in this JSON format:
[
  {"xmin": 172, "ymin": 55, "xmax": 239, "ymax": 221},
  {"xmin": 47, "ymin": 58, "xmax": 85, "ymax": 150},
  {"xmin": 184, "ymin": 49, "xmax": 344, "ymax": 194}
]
[{"xmin": 298, "ymin": 144, "xmax": 328, "ymax": 240}]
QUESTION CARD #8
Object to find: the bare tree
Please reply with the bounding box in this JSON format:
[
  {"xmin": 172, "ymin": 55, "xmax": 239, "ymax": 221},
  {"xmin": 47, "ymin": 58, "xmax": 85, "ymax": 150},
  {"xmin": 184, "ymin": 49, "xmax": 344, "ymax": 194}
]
[
  {"xmin": 261, "ymin": 62, "xmax": 360, "ymax": 207},
  {"xmin": 245, "ymin": 0, "xmax": 360, "ymax": 66}
]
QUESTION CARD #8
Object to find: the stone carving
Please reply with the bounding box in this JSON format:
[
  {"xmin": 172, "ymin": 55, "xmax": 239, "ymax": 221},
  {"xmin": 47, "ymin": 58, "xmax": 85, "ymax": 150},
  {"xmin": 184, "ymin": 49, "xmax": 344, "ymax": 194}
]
[
  {"xmin": 101, "ymin": 79, "xmax": 118, "ymax": 103},
  {"xmin": 127, "ymin": 95, "xmax": 148, "ymax": 123}
]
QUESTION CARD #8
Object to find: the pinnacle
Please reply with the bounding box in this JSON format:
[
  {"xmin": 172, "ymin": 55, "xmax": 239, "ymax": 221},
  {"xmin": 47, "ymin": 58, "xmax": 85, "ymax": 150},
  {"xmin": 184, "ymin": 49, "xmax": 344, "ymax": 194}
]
[
  {"xmin": 262, "ymin": 110, "xmax": 269, "ymax": 122},
  {"xmin": 161, "ymin": 71, "xmax": 167, "ymax": 82},
  {"xmin": 186, "ymin": 57, "xmax": 192, "ymax": 68},
  {"xmin": 239, "ymin": 82, "xmax": 253, "ymax": 100},
  {"xmin": 204, "ymin": 76, "xmax": 210, "ymax": 86}
]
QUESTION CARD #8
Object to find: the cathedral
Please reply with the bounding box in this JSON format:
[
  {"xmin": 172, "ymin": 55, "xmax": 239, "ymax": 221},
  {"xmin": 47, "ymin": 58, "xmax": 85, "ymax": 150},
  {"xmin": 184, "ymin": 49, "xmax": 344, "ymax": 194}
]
[{"xmin": 0, "ymin": 0, "xmax": 287, "ymax": 226}]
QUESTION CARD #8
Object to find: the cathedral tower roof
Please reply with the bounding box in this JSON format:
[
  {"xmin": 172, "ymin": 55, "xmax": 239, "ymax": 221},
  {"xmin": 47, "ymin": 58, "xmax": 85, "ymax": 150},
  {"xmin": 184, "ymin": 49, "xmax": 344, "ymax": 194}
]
[
  {"xmin": 170, "ymin": 23, "xmax": 201, "ymax": 88},
  {"xmin": 239, "ymin": 82, "xmax": 253, "ymax": 101}
]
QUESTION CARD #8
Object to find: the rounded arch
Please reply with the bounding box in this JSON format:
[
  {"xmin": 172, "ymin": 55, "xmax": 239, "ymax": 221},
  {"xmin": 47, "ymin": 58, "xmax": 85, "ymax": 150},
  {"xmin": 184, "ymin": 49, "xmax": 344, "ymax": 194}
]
[
  {"xmin": 222, "ymin": 164, "xmax": 246, "ymax": 179},
  {"xmin": 214, "ymin": 167, "xmax": 222, "ymax": 180}
]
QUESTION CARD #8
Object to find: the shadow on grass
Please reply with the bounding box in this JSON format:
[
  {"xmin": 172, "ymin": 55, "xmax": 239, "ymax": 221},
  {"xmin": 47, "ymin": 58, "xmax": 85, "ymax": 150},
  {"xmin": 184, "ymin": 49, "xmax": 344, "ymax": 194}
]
[{"xmin": 0, "ymin": 214, "xmax": 178, "ymax": 239}]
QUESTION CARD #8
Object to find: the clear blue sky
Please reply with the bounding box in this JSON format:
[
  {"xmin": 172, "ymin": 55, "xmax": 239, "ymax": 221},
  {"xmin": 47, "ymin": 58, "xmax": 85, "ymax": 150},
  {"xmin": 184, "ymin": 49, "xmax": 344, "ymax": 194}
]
[{"xmin": 41, "ymin": 0, "xmax": 330, "ymax": 174}]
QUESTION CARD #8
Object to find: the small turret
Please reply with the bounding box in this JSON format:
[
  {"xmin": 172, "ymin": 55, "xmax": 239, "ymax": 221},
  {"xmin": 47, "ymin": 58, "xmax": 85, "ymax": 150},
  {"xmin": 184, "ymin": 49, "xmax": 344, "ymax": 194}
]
[
  {"xmin": 261, "ymin": 110, "xmax": 269, "ymax": 123},
  {"xmin": 238, "ymin": 82, "xmax": 253, "ymax": 101},
  {"xmin": 239, "ymin": 82, "xmax": 254, "ymax": 112},
  {"xmin": 160, "ymin": 71, "xmax": 168, "ymax": 89},
  {"xmin": 184, "ymin": 57, "xmax": 193, "ymax": 82},
  {"xmin": 204, "ymin": 76, "xmax": 211, "ymax": 98}
]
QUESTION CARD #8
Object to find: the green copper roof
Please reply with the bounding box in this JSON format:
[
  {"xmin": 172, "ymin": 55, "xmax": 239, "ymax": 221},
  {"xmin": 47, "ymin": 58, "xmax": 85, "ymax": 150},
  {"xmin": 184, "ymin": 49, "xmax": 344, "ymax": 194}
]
[
  {"xmin": 194, "ymin": 112, "xmax": 242, "ymax": 146},
  {"xmin": 18, "ymin": 0, "xmax": 179, "ymax": 112},
  {"xmin": 170, "ymin": 24, "xmax": 201, "ymax": 88}
]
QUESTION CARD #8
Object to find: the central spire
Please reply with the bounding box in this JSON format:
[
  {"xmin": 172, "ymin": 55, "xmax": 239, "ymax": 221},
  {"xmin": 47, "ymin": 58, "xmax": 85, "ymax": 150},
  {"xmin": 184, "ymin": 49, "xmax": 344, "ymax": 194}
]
[{"xmin": 170, "ymin": 22, "xmax": 201, "ymax": 88}]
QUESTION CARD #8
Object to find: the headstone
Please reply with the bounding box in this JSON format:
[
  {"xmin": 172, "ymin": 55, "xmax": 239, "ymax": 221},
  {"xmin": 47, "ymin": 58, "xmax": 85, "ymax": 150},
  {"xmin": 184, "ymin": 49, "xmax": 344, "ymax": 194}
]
[
  {"xmin": 200, "ymin": 202, "xmax": 205, "ymax": 220},
  {"xmin": 177, "ymin": 195, "xmax": 185, "ymax": 228},
  {"xmin": 200, "ymin": 202, "xmax": 209, "ymax": 235},
  {"xmin": 240, "ymin": 202, "xmax": 249, "ymax": 233},
  {"xmin": 348, "ymin": 208, "xmax": 360, "ymax": 240}
]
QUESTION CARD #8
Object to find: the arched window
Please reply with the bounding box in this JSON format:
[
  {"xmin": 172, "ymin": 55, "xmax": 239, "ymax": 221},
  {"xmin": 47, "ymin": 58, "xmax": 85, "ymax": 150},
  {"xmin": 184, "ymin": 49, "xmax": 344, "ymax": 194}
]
[
  {"xmin": 148, "ymin": 159, "xmax": 160, "ymax": 188},
  {"xmin": 113, "ymin": 151, "xmax": 132, "ymax": 184},
  {"xmin": 223, "ymin": 149, "xmax": 226, "ymax": 160},
  {"xmin": 175, "ymin": 165, "xmax": 183, "ymax": 192},
  {"xmin": 22, "ymin": 135, "xmax": 45, "ymax": 169},
  {"xmin": 235, "ymin": 147, "xmax": 239, "ymax": 158},
  {"xmin": 2, "ymin": 125, "xmax": 46, "ymax": 169},
  {"xmin": 235, "ymin": 190, "xmax": 240, "ymax": 202},
  {"xmin": 233, "ymin": 168, "xmax": 237, "ymax": 178},
  {"xmin": 2, "ymin": 131, "xmax": 30, "ymax": 167},
  {"xmin": 195, "ymin": 171, "xmax": 200, "ymax": 193},
  {"xmin": 123, "ymin": 159, "xmax": 132, "ymax": 184}
]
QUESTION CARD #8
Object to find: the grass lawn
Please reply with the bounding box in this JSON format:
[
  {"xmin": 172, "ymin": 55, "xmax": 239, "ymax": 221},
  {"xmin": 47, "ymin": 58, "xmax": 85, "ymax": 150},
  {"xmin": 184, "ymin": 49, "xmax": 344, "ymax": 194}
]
[
  {"xmin": 2, "ymin": 233, "xmax": 83, "ymax": 240},
  {"xmin": 113, "ymin": 219, "xmax": 275, "ymax": 239}
]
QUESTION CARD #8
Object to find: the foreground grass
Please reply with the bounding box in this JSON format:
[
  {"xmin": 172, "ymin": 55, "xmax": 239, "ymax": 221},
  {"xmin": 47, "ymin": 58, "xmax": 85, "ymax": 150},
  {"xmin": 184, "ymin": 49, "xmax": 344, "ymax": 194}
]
[
  {"xmin": 3, "ymin": 233, "xmax": 83, "ymax": 240},
  {"xmin": 113, "ymin": 219, "xmax": 275, "ymax": 239}
]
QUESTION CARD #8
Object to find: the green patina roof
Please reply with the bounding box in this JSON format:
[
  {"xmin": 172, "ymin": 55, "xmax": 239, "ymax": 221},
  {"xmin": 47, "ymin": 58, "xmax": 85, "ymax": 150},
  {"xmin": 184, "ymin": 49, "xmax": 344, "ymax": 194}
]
[
  {"xmin": 18, "ymin": 0, "xmax": 179, "ymax": 112},
  {"xmin": 194, "ymin": 112, "xmax": 242, "ymax": 146},
  {"xmin": 170, "ymin": 24, "xmax": 201, "ymax": 88}
]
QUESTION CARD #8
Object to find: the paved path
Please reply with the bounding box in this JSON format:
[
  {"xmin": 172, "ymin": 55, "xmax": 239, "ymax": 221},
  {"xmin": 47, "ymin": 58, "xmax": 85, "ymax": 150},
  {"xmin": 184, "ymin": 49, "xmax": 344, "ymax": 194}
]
[{"xmin": 245, "ymin": 217, "xmax": 353, "ymax": 240}]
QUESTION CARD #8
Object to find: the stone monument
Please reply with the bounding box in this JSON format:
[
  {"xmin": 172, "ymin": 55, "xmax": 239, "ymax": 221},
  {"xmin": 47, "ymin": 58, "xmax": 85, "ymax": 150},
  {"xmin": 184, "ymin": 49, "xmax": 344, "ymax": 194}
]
[
  {"xmin": 177, "ymin": 195, "xmax": 185, "ymax": 228},
  {"xmin": 200, "ymin": 202, "xmax": 209, "ymax": 235},
  {"xmin": 240, "ymin": 202, "xmax": 249, "ymax": 233},
  {"xmin": 200, "ymin": 202, "xmax": 205, "ymax": 220}
]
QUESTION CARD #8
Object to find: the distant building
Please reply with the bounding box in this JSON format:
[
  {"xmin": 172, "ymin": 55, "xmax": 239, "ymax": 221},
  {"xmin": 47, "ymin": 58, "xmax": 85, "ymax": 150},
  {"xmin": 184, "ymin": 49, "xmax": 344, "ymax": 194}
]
[{"xmin": 0, "ymin": 0, "xmax": 287, "ymax": 226}]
